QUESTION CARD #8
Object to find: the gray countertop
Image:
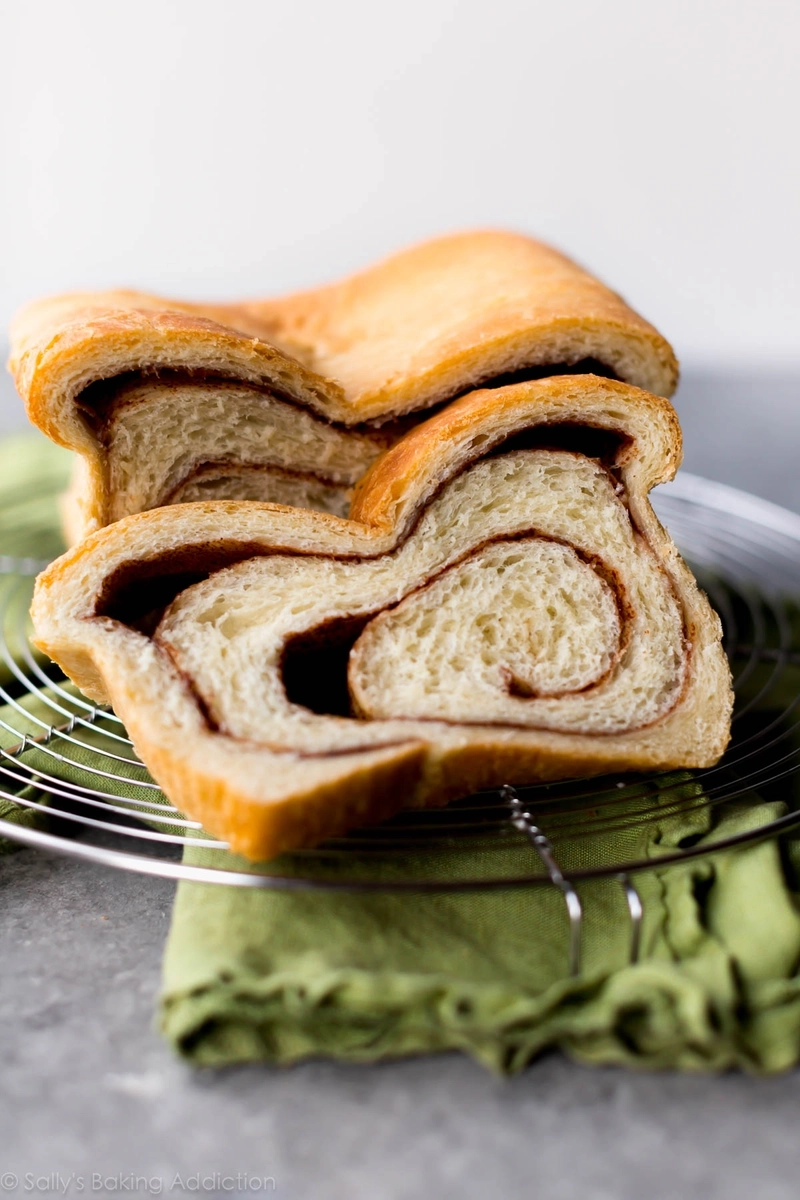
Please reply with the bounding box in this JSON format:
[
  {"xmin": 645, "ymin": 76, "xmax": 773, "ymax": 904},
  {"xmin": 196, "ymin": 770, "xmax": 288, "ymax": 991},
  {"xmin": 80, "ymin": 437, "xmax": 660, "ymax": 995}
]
[{"xmin": 1, "ymin": 368, "xmax": 799, "ymax": 1200}]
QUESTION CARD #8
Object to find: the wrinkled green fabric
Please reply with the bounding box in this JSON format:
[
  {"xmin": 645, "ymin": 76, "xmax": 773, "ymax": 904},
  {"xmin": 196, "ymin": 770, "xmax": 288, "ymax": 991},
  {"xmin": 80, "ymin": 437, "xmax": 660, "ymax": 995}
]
[
  {"xmin": 6, "ymin": 433, "xmax": 800, "ymax": 1073},
  {"xmin": 161, "ymin": 790, "xmax": 800, "ymax": 1073}
]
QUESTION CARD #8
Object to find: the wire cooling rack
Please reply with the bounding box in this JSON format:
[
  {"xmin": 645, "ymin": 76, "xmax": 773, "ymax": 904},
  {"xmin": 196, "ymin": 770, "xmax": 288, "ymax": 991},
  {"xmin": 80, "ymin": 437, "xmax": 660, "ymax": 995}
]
[{"xmin": 2, "ymin": 470, "xmax": 800, "ymax": 974}]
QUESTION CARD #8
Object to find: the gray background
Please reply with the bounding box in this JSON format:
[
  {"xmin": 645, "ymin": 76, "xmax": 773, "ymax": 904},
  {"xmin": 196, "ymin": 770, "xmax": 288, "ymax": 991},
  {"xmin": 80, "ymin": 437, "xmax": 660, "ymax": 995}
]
[{"xmin": 3, "ymin": 835, "xmax": 800, "ymax": 1200}]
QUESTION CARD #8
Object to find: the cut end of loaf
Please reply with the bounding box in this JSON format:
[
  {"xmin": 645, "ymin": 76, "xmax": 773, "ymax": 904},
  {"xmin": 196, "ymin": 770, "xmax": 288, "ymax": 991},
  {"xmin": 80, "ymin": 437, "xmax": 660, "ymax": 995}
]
[{"xmin": 29, "ymin": 375, "xmax": 726, "ymax": 861}]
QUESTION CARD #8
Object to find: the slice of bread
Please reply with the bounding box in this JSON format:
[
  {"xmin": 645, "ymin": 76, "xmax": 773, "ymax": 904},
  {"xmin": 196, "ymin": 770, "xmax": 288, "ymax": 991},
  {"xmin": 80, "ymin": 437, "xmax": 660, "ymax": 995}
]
[
  {"xmin": 31, "ymin": 377, "xmax": 729, "ymax": 860},
  {"xmin": 10, "ymin": 230, "xmax": 678, "ymax": 539}
]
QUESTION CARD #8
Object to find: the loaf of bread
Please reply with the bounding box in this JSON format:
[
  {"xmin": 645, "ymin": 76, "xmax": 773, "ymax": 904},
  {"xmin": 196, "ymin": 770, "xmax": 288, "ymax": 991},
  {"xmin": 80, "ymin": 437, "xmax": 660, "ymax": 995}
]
[
  {"xmin": 10, "ymin": 231, "xmax": 678, "ymax": 541},
  {"xmin": 31, "ymin": 376, "xmax": 730, "ymax": 860}
]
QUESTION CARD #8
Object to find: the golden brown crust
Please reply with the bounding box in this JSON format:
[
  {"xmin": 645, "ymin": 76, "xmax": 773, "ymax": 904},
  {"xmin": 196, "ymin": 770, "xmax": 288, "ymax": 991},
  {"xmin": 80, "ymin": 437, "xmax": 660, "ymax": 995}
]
[
  {"xmin": 9, "ymin": 231, "xmax": 678, "ymax": 539},
  {"xmin": 351, "ymin": 375, "xmax": 682, "ymax": 536},
  {"xmin": 246, "ymin": 229, "xmax": 679, "ymax": 411},
  {"xmin": 30, "ymin": 377, "xmax": 729, "ymax": 861},
  {"xmin": 135, "ymin": 724, "xmax": 428, "ymax": 861},
  {"xmin": 10, "ymin": 231, "xmax": 679, "ymax": 435},
  {"xmin": 9, "ymin": 300, "xmax": 346, "ymax": 448}
]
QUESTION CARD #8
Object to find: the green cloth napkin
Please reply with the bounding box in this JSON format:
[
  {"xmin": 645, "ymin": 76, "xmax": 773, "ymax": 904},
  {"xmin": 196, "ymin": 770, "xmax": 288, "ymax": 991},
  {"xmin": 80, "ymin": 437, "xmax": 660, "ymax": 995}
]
[
  {"xmin": 6, "ymin": 432, "xmax": 800, "ymax": 1073},
  {"xmin": 161, "ymin": 791, "xmax": 800, "ymax": 1073}
]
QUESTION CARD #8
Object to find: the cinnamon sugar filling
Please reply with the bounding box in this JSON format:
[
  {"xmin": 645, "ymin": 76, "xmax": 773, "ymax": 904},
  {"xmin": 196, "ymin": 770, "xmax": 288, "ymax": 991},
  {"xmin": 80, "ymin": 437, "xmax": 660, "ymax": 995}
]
[{"xmin": 91, "ymin": 440, "xmax": 687, "ymax": 744}]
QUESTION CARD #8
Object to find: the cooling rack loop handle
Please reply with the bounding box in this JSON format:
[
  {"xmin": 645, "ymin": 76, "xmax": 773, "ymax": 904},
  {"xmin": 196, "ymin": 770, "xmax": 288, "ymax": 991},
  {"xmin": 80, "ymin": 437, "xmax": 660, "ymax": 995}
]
[
  {"xmin": 617, "ymin": 872, "xmax": 643, "ymax": 965},
  {"xmin": 501, "ymin": 786, "xmax": 646, "ymax": 975},
  {"xmin": 501, "ymin": 784, "xmax": 583, "ymax": 976}
]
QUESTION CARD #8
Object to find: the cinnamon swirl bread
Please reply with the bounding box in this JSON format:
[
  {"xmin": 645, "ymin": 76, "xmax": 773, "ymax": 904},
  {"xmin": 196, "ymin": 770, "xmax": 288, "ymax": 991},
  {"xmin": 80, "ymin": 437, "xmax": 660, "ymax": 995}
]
[
  {"xmin": 31, "ymin": 377, "xmax": 729, "ymax": 860},
  {"xmin": 10, "ymin": 231, "xmax": 678, "ymax": 540}
]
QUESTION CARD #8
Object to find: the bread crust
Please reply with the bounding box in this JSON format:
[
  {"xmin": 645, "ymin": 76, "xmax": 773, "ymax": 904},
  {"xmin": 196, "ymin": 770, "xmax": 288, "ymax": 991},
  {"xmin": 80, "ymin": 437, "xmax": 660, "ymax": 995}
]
[
  {"xmin": 30, "ymin": 377, "xmax": 728, "ymax": 861},
  {"xmin": 9, "ymin": 231, "xmax": 678, "ymax": 537}
]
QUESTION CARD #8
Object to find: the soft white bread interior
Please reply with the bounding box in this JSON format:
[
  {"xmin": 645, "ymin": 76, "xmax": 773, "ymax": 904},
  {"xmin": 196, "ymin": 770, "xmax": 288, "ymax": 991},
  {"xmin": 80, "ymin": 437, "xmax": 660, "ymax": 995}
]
[
  {"xmin": 102, "ymin": 378, "xmax": 387, "ymax": 523},
  {"xmin": 30, "ymin": 377, "xmax": 729, "ymax": 860},
  {"xmin": 160, "ymin": 452, "xmax": 685, "ymax": 745},
  {"xmin": 10, "ymin": 231, "xmax": 678, "ymax": 539}
]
